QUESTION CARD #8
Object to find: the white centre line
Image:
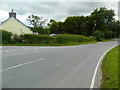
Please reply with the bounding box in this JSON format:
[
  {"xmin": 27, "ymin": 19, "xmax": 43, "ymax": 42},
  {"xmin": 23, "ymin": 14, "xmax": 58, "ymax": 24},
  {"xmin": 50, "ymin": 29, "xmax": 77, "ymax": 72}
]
[{"xmin": 0, "ymin": 58, "xmax": 45, "ymax": 72}]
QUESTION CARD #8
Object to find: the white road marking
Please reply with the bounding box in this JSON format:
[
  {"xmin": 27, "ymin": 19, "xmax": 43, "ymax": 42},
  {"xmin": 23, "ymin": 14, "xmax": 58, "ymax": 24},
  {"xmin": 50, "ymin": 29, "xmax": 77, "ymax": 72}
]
[
  {"xmin": 55, "ymin": 65, "xmax": 59, "ymax": 67},
  {"xmin": 4, "ymin": 51, "xmax": 9, "ymax": 53},
  {"xmin": 0, "ymin": 58, "xmax": 45, "ymax": 72},
  {"xmin": 90, "ymin": 45, "xmax": 118, "ymax": 88},
  {"xmin": 2, "ymin": 45, "xmax": 84, "ymax": 53},
  {"xmin": 3, "ymin": 50, "xmax": 17, "ymax": 53}
]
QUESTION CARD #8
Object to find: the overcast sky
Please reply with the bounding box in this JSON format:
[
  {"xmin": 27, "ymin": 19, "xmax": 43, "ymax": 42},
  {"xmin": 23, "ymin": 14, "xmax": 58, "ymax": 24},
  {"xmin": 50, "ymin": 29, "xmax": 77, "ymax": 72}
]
[{"xmin": 0, "ymin": 0, "xmax": 119, "ymax": 26}]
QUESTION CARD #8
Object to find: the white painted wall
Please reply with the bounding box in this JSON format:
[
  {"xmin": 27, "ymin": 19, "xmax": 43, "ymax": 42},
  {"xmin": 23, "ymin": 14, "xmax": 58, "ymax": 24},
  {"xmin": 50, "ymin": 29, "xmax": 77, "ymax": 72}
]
[{"xmin": 0, "ymin": 17, "xmax": 32, "ymax": 35}]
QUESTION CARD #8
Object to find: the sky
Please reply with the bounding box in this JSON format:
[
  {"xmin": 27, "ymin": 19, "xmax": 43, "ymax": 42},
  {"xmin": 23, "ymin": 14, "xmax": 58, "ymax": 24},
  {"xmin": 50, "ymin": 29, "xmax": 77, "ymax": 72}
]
[{"xmin": 0, "ymin": 0, "xmax": 119, "ymax": 26}]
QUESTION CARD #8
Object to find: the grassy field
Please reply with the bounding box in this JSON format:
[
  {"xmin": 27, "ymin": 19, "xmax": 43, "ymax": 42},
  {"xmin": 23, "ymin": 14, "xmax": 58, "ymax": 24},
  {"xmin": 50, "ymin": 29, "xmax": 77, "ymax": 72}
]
[{"xmin": 100, "ymin": 45, "xmax": 119, "ymax": 88}]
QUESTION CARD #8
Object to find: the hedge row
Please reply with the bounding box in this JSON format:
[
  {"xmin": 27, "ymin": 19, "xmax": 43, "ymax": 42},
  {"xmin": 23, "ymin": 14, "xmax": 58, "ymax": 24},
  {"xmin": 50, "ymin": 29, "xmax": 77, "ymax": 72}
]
[
  {"xmin": 0, "ymin": 30, "xmax": 12, "ymax": 44},
  {"xmin": 19, "ymin": 34, "xmax": 95, "ymax": 44}
]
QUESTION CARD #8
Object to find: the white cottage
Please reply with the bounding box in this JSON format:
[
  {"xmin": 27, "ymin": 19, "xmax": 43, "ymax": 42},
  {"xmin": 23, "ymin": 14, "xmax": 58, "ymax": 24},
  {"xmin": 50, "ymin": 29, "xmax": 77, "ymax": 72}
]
[{"xmin": 0, "ymin": 10, "xmax": 33, "ymax": 35}]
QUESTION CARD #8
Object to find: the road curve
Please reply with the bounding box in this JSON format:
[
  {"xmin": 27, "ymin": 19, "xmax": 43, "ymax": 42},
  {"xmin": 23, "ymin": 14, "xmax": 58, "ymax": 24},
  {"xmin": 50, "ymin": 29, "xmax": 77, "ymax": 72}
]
[{"xmin": 2, "ymin": 40, "xmax": 118, "ymax": 88}]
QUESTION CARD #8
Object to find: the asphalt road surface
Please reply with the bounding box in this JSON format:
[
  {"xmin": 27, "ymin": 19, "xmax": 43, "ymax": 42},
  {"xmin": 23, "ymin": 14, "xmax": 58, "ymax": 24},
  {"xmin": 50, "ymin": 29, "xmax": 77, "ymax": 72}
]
[{"xmin": 1, "ymin": 40, "xmax": 118, "ymax": 88}]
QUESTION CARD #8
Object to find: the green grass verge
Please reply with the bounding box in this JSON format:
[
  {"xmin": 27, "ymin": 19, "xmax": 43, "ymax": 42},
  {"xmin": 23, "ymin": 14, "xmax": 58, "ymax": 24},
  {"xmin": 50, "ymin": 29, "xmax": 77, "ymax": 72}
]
[
  {"xmin": 2, "ymin": 41, "xmax": 97, "ymax": 46},
  {"xmin": 100, "ymin": 45, "xmax": 119, "ymax": 88},
  {"xmin": 101, "ymin": 39, "xmax": 113, "ymax": 42}
]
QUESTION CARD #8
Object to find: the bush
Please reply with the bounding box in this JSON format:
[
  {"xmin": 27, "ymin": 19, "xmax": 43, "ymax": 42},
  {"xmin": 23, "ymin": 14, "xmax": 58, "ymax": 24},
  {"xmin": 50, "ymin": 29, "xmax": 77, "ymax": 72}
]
[
  {"xmin": 20, "ymin": 34, "xmax": 95, "ymax": 44},
  {"xmin": 54, "ymin": 34, "xmax": 95, "ymax": 44},
  {"xmin": 0, "ymin": 30, "xmax": 12, "ymax": 44},
  {"xmin": 104, "ymin": 30, "xmax": 113, "ymax": 39},
  {"xmin": 93, "ymin": 30, "xmax": 105, "ymax": 41},
  {"xmin": 20, "ymin": 34, "xmax": 55, "ymax": 44},
  {"xmin": 11, "ymin": 34, "xmax": 23, "ymax": 44}
]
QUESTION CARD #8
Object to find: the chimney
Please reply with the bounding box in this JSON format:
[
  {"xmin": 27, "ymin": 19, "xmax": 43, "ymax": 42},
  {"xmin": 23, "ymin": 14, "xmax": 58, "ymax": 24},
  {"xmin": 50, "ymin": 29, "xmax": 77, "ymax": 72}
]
[{"xmin": 9, "ymin": 9, "xmax": 16, "ymax": 18}]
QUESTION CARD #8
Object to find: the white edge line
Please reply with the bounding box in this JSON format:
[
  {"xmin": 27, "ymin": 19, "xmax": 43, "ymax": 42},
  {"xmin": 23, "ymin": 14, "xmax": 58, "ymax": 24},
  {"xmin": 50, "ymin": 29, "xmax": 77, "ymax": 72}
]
[
  {"xmin": 0, "ymin": 58, "xmax": 44, "ymax": 72},
  {"xmin": 90, "ymin": 45, "xmax": 118, "ymax": 88}
]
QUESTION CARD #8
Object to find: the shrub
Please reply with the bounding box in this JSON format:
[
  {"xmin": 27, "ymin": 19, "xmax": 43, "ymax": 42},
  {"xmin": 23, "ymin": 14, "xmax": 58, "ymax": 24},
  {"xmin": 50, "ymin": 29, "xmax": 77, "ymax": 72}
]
[
  {"xmin": 20, "ymin": 34, "xmax": 95, "ymax": 44},
  {"xmin": 20, "ymin": 34, "xmax": 55, "ymax": 44},
  {"xmin": 54, "ymin": 34, "xmax": 95, "ymax": 44},
  {"xmin": 104, "ymin": 30, "xmax": 113, "ymax": 39},
  {"xmin": 0, "ymin": 30, "xmax": 12, "ymax": 44},
  {"xmin": 11, "ymin": 34, "xmax": 23, "ymax": 44},
  {"xmin": 93, "ymin": 30, "xmax": 105, "ymax": 41}
]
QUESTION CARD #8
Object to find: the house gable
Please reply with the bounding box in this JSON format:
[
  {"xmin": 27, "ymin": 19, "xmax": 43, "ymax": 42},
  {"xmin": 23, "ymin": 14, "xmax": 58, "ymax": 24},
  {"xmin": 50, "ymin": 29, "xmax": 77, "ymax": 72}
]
[{"xmin": 0, "ymin": 17, "xmax": 32, "ymax": 35}]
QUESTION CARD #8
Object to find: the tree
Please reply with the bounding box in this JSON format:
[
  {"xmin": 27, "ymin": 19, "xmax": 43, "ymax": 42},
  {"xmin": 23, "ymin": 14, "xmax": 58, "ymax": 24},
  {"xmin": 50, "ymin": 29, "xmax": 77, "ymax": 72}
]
[
  {"xmin": 27, "ymin": 15, "xmax": 49, "ymax": 34},
  {"xmin": 109, "ymin": 21, "xmax": 120, "ymax": 38},
  {"xmin": 27, "ymin": 15, "xmax": 47, "ymax": 28},
  {"xmin": 90, "ymin": 7, "xmax": 115, "ymax": 31},
  {"xmin": 49, "ymin": 19, "xmax": 58, "ymax": 34}
]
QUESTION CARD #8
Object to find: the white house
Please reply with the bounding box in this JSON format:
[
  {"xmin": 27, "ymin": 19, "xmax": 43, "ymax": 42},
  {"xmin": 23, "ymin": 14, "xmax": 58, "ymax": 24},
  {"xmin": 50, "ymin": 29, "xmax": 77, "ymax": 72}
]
[{"xmin": 0, "ymin": 10, "xmax": 33, "ymax": 35}]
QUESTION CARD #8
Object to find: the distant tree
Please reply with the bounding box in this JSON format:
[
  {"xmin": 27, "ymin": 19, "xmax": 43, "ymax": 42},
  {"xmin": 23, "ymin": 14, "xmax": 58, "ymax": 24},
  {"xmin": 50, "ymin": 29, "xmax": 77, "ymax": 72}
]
[
  {"xmin": 27, "ymin": 15, "xmax": 47, "ymax": 28},
  {"xmin": 109, "ymin": 21, "xmax": 120, "ymax": 38},
  {"xmin": 42, "ymin": 7, "xmax": 117, "ymax": 37},
  {"xmin": 90, "ymin": 7, "xmax": 115, "ymax": 31},
  {"xmin": 49, "ymin": 19, "xmax": 58, "ymax": 34},
  {"xmin": 27, "ymin": 15, "xmax": 49, "ymax": 34},
  {"xmin": 64, "ymin": 16, "xmax": 91, "ymax": 35}
]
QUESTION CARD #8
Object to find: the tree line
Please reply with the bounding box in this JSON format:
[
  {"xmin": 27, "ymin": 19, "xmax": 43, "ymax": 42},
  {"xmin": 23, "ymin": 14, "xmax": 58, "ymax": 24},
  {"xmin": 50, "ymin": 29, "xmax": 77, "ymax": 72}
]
[{"xmin": 27, "ymin": 7, "xmax": 120, "ymax": 41}]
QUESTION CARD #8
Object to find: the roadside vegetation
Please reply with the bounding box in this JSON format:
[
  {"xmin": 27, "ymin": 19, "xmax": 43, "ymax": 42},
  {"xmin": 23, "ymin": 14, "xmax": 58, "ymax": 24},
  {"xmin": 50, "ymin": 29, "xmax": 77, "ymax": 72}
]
[
  {"xmin": 1, "ymin": 31, "xmax": 96, "ymax": 46},
  {"xmin": 100, "ymin": 45, "xmax": 119, "ymax": 88},
  {"xmin": 0, "ymin": 7, "xmax": 120, "ymax": 46}
]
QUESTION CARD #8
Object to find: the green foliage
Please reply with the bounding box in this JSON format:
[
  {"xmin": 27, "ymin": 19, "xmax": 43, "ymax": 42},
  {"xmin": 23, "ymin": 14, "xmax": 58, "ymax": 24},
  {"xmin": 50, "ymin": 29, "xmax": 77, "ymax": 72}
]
[
  {"xmin": 49, "ymin": 20, "xmax": 59, "ymax": 34},
  {"xmin": 104, "ymin": 30, "xmax": 113, "ymax": 39},
  {"xmin": 47, "ymin": 7, "xmax": 117, "ymax": 39},
  {"xmin": 91, "ymin": 7, "xmax": 115, "ymax": 30},
  {"xmin": 54, "ymin": 34, "xmax": 95, "ymax": 44},
  {"xmin": 27, "ymin": 15, "xmax": 49, "ymax": 34},
  {"xmin": 27, "ymin": 15, "xmax": 47, "ymax": 28},
  {"xmin": 31, "ymin": 26, "xmax": 50, "ymax": 34},
  {"xmin": 20, "ymin": 34, "xmax": 55, "ymax": 44},
  {"xmin": 93, "ymin": 30, "xmax": 105, "ymax": 41},
  {"xmin": 11, "ymin": 34, "xmax": 22, "ymax": 44},
  {"xmin": 0, "ymin": 30, "xmax": 12, "ymax": 44},
  {"xmin": 109, "ymin": 21, "xmax": 120, "ymax": 38},
  {"xmin": 19, "ymin": 34, "xmax": 95, "ymax": 45},
  {"xmin": 26, "ymin": 7, "xmax": 118, "ymax": 40}
]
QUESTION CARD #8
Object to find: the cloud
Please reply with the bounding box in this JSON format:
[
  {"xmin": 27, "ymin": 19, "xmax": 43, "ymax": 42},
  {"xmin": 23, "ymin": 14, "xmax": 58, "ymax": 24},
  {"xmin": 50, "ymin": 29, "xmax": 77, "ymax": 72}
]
[{"xmin": 0, "ymin": 1, "xmax": 119, "ymax": 26}]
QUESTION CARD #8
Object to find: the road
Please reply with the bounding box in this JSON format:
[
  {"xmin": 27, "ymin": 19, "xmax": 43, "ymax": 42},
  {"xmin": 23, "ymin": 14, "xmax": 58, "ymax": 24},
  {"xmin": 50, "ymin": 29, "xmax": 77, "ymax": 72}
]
[{"xmin": 1, "ymin": 40, "xmax": 118, "ymax": 88}]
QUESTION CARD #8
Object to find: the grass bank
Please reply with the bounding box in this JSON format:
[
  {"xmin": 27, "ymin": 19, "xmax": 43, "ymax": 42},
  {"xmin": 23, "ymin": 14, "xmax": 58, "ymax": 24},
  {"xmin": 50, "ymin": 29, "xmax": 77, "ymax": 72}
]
[
  {"xmin": 100, "ymin": 45, "xmax": 119, "ymax": 88},
  {"xmin": 2, "ymin": 41, "xmax": 97, "ymax": 46}
]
